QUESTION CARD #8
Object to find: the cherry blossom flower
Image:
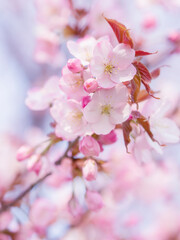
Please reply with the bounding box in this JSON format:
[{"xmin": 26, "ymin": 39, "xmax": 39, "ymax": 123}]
[
  {"xmin": 143, "ymin": 100, "xmax": 180, "ymax": 145},
  {"xmin": 67, "ymin": 36, "xmax": 97, "ymax": 65},
  {"xmin": 51, "ymin": 99, "xmax": 89, "ymax": 140},
  {"xmin": 35, "ymin": 0, "xmax": 70, "ymax": 30},
  {"xmin": 59, "ymin": 66, "xmax": 87, "ymax": 101},
  {"xmin": 83, "ymin": 84, "xmax": 130, "ymax": 134},
  {"xmin": 26, "ymin": 76, "xmax": 62, "ymax": 111},
  {"xmin": 90, "ymin": 39, "xmax": 136, "ymax": 88}
]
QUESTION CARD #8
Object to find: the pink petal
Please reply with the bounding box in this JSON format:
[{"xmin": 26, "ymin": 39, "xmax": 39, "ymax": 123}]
[
  {"xmin": 83, "ymin": 99, "xmax": 101, "ymax": 123},
  {"xmin": 90, "ymin": 57, "xmax": 105, "ymax": 77},
  {"xmin": 93, "ymin": 39, "xmax": 113, "ymax": 61},
  {"xmin": 110, "ymin": 104, "xmax": 130, "ymax": 124},
  {"xmin": 92, "ymin": 115, "xmax": 114, "ymax": 134},
  {"xmin": 112, "ymin": 43, "xmax": 135, "ymax": 70},
  {"xmin": 97, "ymin": 74, "xmax": 116, "ymax": 89},
  {"xmin": 111, "ymin": 64, "xmax": 136, "ymax": 83}
]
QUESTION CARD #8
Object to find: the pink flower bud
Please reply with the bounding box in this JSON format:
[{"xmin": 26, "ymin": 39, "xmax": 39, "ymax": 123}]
[
  {"xmin": 168, "ymin": 31, "xmax": 180, "ymax": 43},
  {"xmin": 84, "ymin": 78, "xmax": 98, "ymax": 93},
  {"xmin": 27, "ymin": 154, "xmax": 42, "ymax": 175},
  {"xmin": 142, "ymin": 15, "xmax": 157, "ymax": 29},
  {"xmin": 82, "ymin": 159, "xmax": 98, "ymax": 181},
  {"xmin": 86, "ymin": 191, "xmax": 103, "ymax": 211},
  {"xmin": 79, "ymin": 136, "xmax": 100, "ymax": 157},
  {"xmin": 82, "ymin": 96, "xmax": 91, "ymax": 108},
  {"xmin": 16, "ymin": 145, "xmax": 33, "ymax": 161},
  {"xmin": 67, "ymin": 58, "xmax": 83, "ymax": 73},
  {"xmin": 99, "ymin": 130, "xmax": 117, "ymax": 145}
]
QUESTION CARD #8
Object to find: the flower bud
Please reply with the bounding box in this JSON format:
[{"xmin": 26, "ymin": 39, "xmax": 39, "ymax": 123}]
[
  {"xmin": 86, "ymin": 191, "xmax": 103, "ymax": 211},
  {"xmin": 16, "ymin": 145, "xmax": 33, "ymax": 161},
  {"xmin": 142, "ymin": 15, "xmax": 156, "ymax": 29},
  {"xmin": 67, "ymin": 58, "xmax": 83, "ymax": 73},
  {"xmin": 79, "ymin": 136, "xmax": 100, "ymax": 157},
  {"xmin": 27, "ymin": 154, "xmax": 42, "ymax": 175},
  {"xmin": 84, "ymin": 78, "xmax": 98, "ymax": 93},
  {"xmin": 82, "ymin": 96, "xmax": 91, "ymax": 108},
  {"xmin": 82, "ymin": 159, "xmax": 98, "ymax": 181},
  {"xmin": 99, "ymin": 130, "xmax": 117, "ymax": 145},
  {"xmin": 168, "ymin": 31, "xmax": 180, "ymax": 43}
]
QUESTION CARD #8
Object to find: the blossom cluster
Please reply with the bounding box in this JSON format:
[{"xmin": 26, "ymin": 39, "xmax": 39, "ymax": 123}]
[
  {"xmin": 1, "ymin": 2, "xmax": 180, "ymax": 238},
  {"xmin": 23, "ymin": 17, "xmax": 180, "ymax": 182}
]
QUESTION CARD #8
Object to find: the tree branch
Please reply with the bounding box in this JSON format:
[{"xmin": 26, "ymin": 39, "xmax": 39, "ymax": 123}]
[
  {"xmin": 0, "ymin": 172, "xmax": 52, "ymax": 214},
  {"xmin": 0, "ymin": 137, "xmax": 80, "ymax": 215},
  {"xmin": 55, "ymin": 137, "xmax": 79, "ymax": 165}
]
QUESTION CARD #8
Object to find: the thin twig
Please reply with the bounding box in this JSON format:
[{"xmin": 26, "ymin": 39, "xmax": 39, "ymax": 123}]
[
  {"xmin": 0, "ymin": 172, "xmax": 52, "ymax": 214},
  {"xmin": 0, "ymin": 137, "xmax": 80, "ymax": 215},
  {"xmin": 55, "ymin": 137, "xmax": 79, "ymax": 165}
]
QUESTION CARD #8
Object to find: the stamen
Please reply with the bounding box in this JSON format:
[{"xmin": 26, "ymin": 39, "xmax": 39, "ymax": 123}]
[
  {"xmin": 104, "ymin": 64, "xmax": 114, "ymax": 74},
  {"xmin": 101, "ymin": 104, "xmax": 111, "ymax": 115}
]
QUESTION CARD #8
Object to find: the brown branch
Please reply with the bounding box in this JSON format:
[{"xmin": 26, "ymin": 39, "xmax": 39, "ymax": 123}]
[
  {"xmin": 0, "ymin": 172, "xmax": 52, "ymax": 214},
  {"xmin": 0, "ymin": 137, "xmax": 80, "ymax": 215},
  {"xmin": 55, "ymin": 137, "xmax": 79, "ymax": 165}
]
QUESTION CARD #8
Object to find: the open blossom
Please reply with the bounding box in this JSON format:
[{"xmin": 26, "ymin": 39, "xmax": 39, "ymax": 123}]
[
  {"xmin": 79, "ymin": 136, "xmax": 101, "ymax": 157},
  {"xmin": 51, "ymin": 99, "xmax": 89, "ymax": 140},
  {"xmin": 35, "ymin": 25, "xmax": 60, "ymax": 64},
  {"xmin": 83, "ymin": 84, "xmax": 130, "ymax": 134},
  {"xmin": 26, "ymin": 76, "xmax": 61, "ymax": 111},
  {"xmin": 90, "ymin": 39, "xmax": 136, "ymax": 88},
  {"xmin": 150, "ymin": 114, "xmax": 180, "ymax": 145},
  {"xmin": 67, "ymin": 36, "xmax": 97, "ymax": 65},
  {"xmin": 59, "ymin": 65, "xmax": 87, "ymax": 100},
  {"xmin": 143, "ymin": 100, "xmax": 180, "ymax": 145},
  {"xmin": 35, "ymin": 0, "xmax": 70, "ymax": 30}
]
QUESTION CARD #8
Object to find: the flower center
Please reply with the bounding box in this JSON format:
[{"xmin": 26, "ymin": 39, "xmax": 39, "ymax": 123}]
[
  {"xmin": 104, "ymin": 64, "xmax": 114, "ymax": 74},
  {"xmin": 68, "ymin": 77, "xmax": 83, "ymax": 88},
  {"xmin": 72, "ymin": 111, "xmax": 83, "ymax": 120},
  {"xmin": 101, "ymin": 104, "xmax": 111, "ymax": 115}
]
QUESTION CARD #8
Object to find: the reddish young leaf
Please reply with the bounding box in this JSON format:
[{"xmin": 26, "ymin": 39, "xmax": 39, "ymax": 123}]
[
  {"xmin": 104, "ymin": 17, "xmax": 134, "ymax": 48},
  {"xmin": 122, "ymin": 120, "xmax": 133, "ymax": 153},
  {"xmin": 131, "ymin": 111, "xmax": 157, "ymax": 142},
  {"xmin": 137, "ymin": 90, "xmax": 151, "ymax": 102},
  {"xmin": 133, "ymin": 61, "xmax": 159, "ymax": 99},
  {"xmin": 142, "ymin": 81, "xmax": 160, "ymax": 99},
  {"xmin": 135, "ymin": 50, "xmax": 157, "ymax": 57},
  {"xmin": 134, "ymin": 61, "xmax": 152, "ymax": 83},
  {"xmin": 131, "ymin": 73, "xmax": 141, "ymax": 104},
  {"xmin": 151, "ymin": 68, "xmax": 160, "ymax": 79}
]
